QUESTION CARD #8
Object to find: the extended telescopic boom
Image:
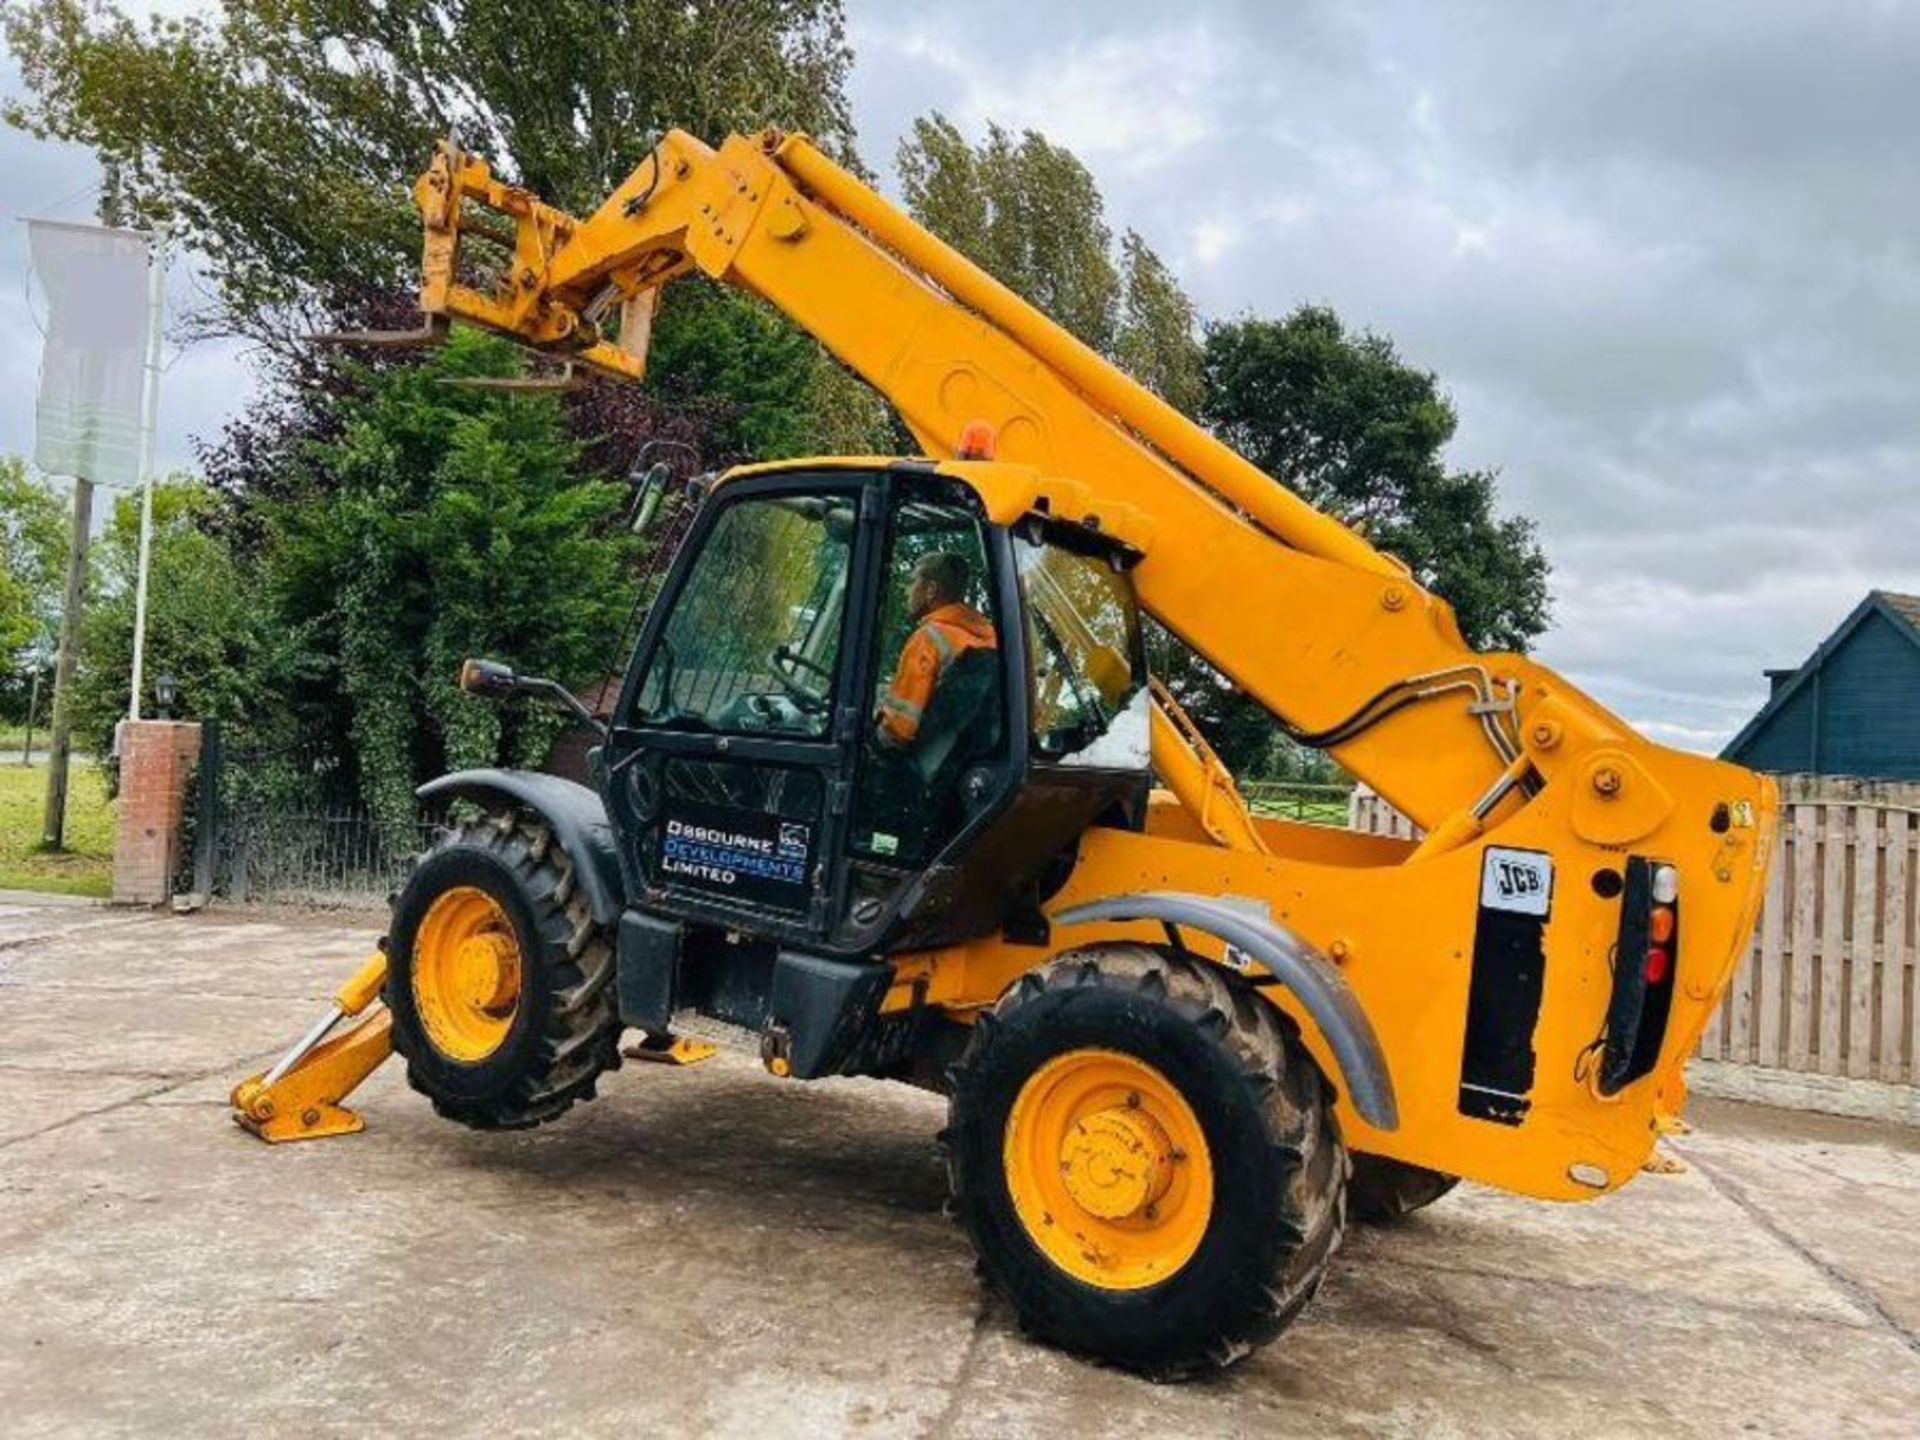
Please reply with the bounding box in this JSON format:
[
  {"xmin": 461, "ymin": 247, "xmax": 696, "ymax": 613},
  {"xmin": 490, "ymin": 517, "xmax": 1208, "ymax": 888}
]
[{"xmin": 404, "ymin": 129, "xmax": 1626, "ymax": 835}]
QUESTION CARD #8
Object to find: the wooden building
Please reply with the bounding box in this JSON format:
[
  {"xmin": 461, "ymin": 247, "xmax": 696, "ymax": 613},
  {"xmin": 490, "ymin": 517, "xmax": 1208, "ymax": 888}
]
[{"xmin": 1722, "ymin": 591, "xmax": 1920, "ymax": 781}]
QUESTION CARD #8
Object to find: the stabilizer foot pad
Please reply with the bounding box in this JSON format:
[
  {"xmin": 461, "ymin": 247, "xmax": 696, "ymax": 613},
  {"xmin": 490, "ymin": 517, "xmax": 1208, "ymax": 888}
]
[
  {"xmin": 233, "ymin": 1096, "xmax": 367, "ymax": 1144},
  {"xmin": 229, "ymin": 1001, "xmax": 393, "ymax": 1145},
  {"xmin": 623, "ymin": 1034, "xmax": 719, "ymax": 1067},
  {"xmin": 1641, "ymin": 1146, "xmax": 1688, "ymax": 1175}
]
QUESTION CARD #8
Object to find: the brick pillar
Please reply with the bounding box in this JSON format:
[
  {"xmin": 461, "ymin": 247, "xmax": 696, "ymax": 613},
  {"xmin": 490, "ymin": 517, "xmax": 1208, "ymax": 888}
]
[{"xmin": 113, "ymin": 720, "xmax": 203, "ymax": 906}]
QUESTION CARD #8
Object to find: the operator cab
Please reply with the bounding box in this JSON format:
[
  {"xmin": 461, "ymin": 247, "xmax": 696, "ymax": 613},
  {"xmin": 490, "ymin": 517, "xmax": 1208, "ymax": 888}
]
[{"xmin": 600, "ymin": 460, "xmax": 1150, "ymax": 961}]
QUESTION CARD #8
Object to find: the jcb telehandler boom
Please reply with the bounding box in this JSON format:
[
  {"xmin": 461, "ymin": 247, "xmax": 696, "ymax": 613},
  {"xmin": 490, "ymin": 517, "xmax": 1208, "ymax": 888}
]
[{"xmin": 235, "ymin": 127, "xmax": 1775, "ymax": 1378}]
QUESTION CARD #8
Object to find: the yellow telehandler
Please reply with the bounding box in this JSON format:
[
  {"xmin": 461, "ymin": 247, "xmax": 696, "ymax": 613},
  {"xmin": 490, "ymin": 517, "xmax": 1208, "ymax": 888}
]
[{"xmin": 232, "ymin": 129, "xmax": 1775, "ymax": 1377}]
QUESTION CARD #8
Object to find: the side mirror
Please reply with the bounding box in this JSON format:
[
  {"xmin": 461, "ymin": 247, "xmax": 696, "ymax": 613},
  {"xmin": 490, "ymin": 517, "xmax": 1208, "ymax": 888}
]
[
  {"xmin": 457, "ymin": 658, "xmax": 609, "ymax": 739},
  {"xmin": 459, "ymin": 657, "xmax": 518, "ymax": 697},
  {"xmin": 628, "ymin": 460, "xmax": 671, "ymax": 535}
]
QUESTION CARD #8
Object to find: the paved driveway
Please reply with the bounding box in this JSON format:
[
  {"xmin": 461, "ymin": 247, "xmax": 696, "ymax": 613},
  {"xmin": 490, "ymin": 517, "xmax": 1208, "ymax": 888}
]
[{"xmin": 2, "ymin": 895, "xmax": 1917, "ymax": 1438}]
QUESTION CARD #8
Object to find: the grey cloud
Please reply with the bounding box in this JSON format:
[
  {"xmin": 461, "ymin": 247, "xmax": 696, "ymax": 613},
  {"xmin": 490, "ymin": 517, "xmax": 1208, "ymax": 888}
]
[{"xmin": 849, "ymin": 0, "xmax": 1920, "ymax": 749}]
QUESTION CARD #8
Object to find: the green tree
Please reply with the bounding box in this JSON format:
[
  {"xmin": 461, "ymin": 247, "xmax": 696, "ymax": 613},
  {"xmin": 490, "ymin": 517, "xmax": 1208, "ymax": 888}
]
[
  {"xmin": 4, "ymin": 0, "xmax": 856, "ymax": 336},
  {"xmin": 1166, "ymin": 308, "xmax": 1550, "ymax": 775},
  {"xmin": 4, "ymin": 0, "xmax": 886, "ymax": 463},
  {"xmin": 647, "ymin": 286, "xmax": 891, "ymax": 461},
  {"xmin": 894, "ymin": 115, "xmax": 1205, "ymax": 416},
  {"xmin": 0, "ymin": 458, "xmax": 67, "ymax": 658},
  {"xmin": 0, "ymin": 559, "xmax": 28, "ymax": 662},
  {"xmin": 1201, "ymin": 306, "xmax": 1550, "ymax": 653},
  {"xmin": 1116, "ymin": 231, "xmax": 1203, "ymax": 415},
  {"xmin": 69, "ymin": 478, "xmax": 267, "ymax": 756},
  {"xmin": 897, "ymin": 114, "xmax": 1125, "ymax": 354},
  {"xmin": 0, "ymin": 457, "xmax": 70, "ymax": 721},
  {"xmin": 263, "ymin": 328, "xmax": 638, "ymax": 837}
]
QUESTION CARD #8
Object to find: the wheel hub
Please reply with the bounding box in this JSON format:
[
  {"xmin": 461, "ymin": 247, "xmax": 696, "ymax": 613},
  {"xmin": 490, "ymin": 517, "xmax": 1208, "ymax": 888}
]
[
  {"xmin": 454, "ymin": 932, "xmax": 520, "ymax": 1013},
  {"xmin": 411, "ymin": 886, "xmax": 524, "ymax": 1062},
  {"xmin": 1003, "ymin": 1048, "xmax": 1214, "ymax": 1290},
  {"xmin": 1058, "ymin": 1104, "xmax": 1174, "ymax": 1220}
]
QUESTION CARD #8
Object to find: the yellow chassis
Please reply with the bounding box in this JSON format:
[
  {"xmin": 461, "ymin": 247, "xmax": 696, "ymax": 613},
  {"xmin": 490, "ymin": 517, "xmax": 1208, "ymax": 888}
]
[{"xmin": 238, "ymin": 745, "xmax": 1770, "ymax": 1200}]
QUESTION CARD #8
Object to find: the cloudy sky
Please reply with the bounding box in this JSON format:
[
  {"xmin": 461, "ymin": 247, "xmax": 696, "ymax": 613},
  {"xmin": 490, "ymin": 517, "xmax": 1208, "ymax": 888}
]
[{"xmin": 6, "ymin": 1, "xmax": 1918, "ymax": 751}]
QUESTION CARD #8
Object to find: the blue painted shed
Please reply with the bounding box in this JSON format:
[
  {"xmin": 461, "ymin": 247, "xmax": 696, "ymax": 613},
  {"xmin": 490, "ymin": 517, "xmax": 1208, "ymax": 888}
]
[{"xmin": 1721, "ymin": 591, "xmax": 1920, "ymax": 780}]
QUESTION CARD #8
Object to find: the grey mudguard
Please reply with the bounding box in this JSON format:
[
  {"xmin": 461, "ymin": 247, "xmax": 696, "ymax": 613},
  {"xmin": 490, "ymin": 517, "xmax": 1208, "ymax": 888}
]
[
  {"xmin": 1054, "ymin": 891, "xmax": 1399, "ymax": 1132},
  {"xmin": 417, "ymin": 770, "xmax": 625, "ymax": 926}
]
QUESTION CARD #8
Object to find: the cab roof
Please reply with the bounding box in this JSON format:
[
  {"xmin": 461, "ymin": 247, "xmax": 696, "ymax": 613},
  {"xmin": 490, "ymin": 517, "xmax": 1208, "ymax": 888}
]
[{"xmin": 713, "ymin": 455, "xmax": 1156, "ymax": 555}]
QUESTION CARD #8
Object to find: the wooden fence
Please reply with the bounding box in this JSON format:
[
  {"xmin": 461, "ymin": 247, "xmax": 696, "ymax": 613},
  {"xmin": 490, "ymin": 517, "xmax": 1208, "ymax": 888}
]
[
  {"xmin": 1347, "ymin": 787, "xmax": 1421, "ymax": 841},
  {"xmin": 1698, "ymin": 776, "xmax": 1917, "ymax": 1084},
  {"xmin": 1349, "ymin": 775, "xmax": 1920, "ymax": 1089}
]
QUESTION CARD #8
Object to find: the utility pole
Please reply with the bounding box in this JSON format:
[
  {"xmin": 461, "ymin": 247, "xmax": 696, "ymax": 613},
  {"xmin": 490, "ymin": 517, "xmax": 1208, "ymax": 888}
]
[{"xmin": 40, "ymin": 475, "xmax": 91, "ymax": 849}]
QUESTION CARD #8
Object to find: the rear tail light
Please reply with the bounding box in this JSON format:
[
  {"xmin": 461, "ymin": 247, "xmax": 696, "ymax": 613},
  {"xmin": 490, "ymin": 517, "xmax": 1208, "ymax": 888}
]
[
  {"xmin": 1645, "ymin": 870, "xmax": 1678, "ymax": 984},
  {"xmin": 1598, "ymin": 856, "xmax": 1680, "ymax": 1096}
]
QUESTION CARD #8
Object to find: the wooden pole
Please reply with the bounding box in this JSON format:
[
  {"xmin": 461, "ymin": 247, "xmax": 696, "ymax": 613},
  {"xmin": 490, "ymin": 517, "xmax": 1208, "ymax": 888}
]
[{"xmin": 40, "ymin": 476, "xmax": 92, "ymax": 849}]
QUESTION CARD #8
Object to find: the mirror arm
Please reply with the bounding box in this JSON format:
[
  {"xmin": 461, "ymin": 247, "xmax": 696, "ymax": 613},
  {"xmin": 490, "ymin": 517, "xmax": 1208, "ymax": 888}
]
[
  {"xmin": 459, "ymin": 657, "xmax": 609, "ymax": 740},
  {"xmin": 520, "ymin": 676, "xmax": 610, "ymax": 740}
]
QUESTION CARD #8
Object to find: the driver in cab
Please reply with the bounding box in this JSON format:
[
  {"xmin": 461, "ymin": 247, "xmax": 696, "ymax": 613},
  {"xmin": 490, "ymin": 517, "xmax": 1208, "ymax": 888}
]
[{"xmin": 876, "ymin": 551, "xmax": 997, "ymax": 750}]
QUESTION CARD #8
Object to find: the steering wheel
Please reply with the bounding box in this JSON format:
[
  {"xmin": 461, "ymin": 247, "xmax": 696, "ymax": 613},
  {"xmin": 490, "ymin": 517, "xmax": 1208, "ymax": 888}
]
[{"xmin": 770, "ymin": 644, "xmax": 830, "ymax": 714}]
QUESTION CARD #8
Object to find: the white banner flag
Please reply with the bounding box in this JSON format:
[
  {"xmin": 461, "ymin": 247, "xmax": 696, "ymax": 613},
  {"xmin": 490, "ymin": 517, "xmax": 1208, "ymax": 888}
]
[{"xmin": 26, "ymin": 219, "xmax": 154, "ymax": 487}]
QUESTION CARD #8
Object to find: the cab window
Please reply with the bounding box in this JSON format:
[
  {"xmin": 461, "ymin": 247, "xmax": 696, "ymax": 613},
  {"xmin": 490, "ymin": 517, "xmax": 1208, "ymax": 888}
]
[
  {"xmin": 850, "ymin": 493, "xmax": 1005, "ymax": 865},
  {"xmin": 1015, "ymin": 535, "xmax": 1146, "ymax": 763},
  {"xmin": 633, "ymin": 491, "xmax": 854, "ymax": 738}
]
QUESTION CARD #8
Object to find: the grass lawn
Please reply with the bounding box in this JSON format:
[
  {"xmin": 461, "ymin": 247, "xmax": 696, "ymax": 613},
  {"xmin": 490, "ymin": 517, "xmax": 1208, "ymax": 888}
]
[
  {"xmin": 0, "ymin": 760, "xmax": 115, "ymax": 897},
  {"xmin": 1241, "ymin": 783, "xmax": 1354, "ymax": 828}
]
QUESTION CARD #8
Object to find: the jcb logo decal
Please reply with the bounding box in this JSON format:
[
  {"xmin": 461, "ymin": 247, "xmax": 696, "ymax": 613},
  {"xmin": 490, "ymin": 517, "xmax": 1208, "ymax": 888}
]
[
  {"xmin": 1481, "ymin": 847, "xmax": 1553, "ymax": 918},
  {"xmin": 1494, "ymin": 860, "xmax": 1544, "ymax": 900}
]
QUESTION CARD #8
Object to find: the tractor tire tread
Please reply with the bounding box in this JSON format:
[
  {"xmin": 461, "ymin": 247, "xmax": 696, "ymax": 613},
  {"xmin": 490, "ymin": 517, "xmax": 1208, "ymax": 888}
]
[
  {"xmin": 388, "ymin": 811, "xmax": 621, "ymax": 1132},
  {"xmin": 947, "ymin": 943, "xmax": 1347, "ymax": 1380}
]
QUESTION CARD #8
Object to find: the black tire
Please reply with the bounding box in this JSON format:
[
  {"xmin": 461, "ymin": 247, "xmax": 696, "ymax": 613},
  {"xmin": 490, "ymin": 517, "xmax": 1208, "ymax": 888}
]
[
  {"xmin": 1347, "ymin": 1154, "xmax": 1458, "ymax": 1223},
  {"xmin": 944, "ymin": 944, "xmax": 1347, "ymax": 1379},
  {"xmin": 386, "ymin": 811, "xmax": 621, "ymax": 1129}
]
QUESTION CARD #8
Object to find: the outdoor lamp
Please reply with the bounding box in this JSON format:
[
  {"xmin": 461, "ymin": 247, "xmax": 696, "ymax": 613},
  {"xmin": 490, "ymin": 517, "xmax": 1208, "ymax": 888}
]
[{"xmin": 154, "ymin": 672, "xmax": 178, "ymax": 720}]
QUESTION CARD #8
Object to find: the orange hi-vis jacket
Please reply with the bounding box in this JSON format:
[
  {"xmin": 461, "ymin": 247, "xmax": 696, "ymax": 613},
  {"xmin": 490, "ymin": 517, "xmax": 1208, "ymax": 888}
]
[{"xmin": 878, "ymin": 602, "xmax": 998, "ymax": 747}]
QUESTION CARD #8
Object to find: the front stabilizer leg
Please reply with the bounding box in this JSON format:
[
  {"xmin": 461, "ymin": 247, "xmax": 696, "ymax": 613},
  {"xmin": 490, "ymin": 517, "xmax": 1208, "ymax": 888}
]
[
  {"xmin": 231, "ymin": 952, "xmax": 395, "ymax": 1144},
  {"xmin": 623, "ymin": 1031, "xmax": 719, "ymax": 1067}
]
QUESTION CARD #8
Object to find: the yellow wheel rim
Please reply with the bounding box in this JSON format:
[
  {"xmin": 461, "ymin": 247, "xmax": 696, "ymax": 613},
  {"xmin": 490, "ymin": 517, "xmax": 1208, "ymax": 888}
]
[
  {"xmin": 1003, "ymin": 1048, "xmax": 1214, "ymax": 1290},
  {"xmin": 410, "ymin": 886, "xmax": 523, "ymax": 1062}
]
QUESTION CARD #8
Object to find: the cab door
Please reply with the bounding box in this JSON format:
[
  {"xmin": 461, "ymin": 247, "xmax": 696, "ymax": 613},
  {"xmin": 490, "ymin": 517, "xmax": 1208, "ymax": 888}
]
[{"xmin": 602, "ymin": 472, "xmax": 879, "ymax": 941}]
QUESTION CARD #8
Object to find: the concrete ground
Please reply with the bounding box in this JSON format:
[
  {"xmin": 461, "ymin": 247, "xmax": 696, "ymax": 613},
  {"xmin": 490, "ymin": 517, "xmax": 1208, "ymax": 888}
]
[{"xmin": 3, "ymin": 896, "xmax": 1918, "ymax": 1439}]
